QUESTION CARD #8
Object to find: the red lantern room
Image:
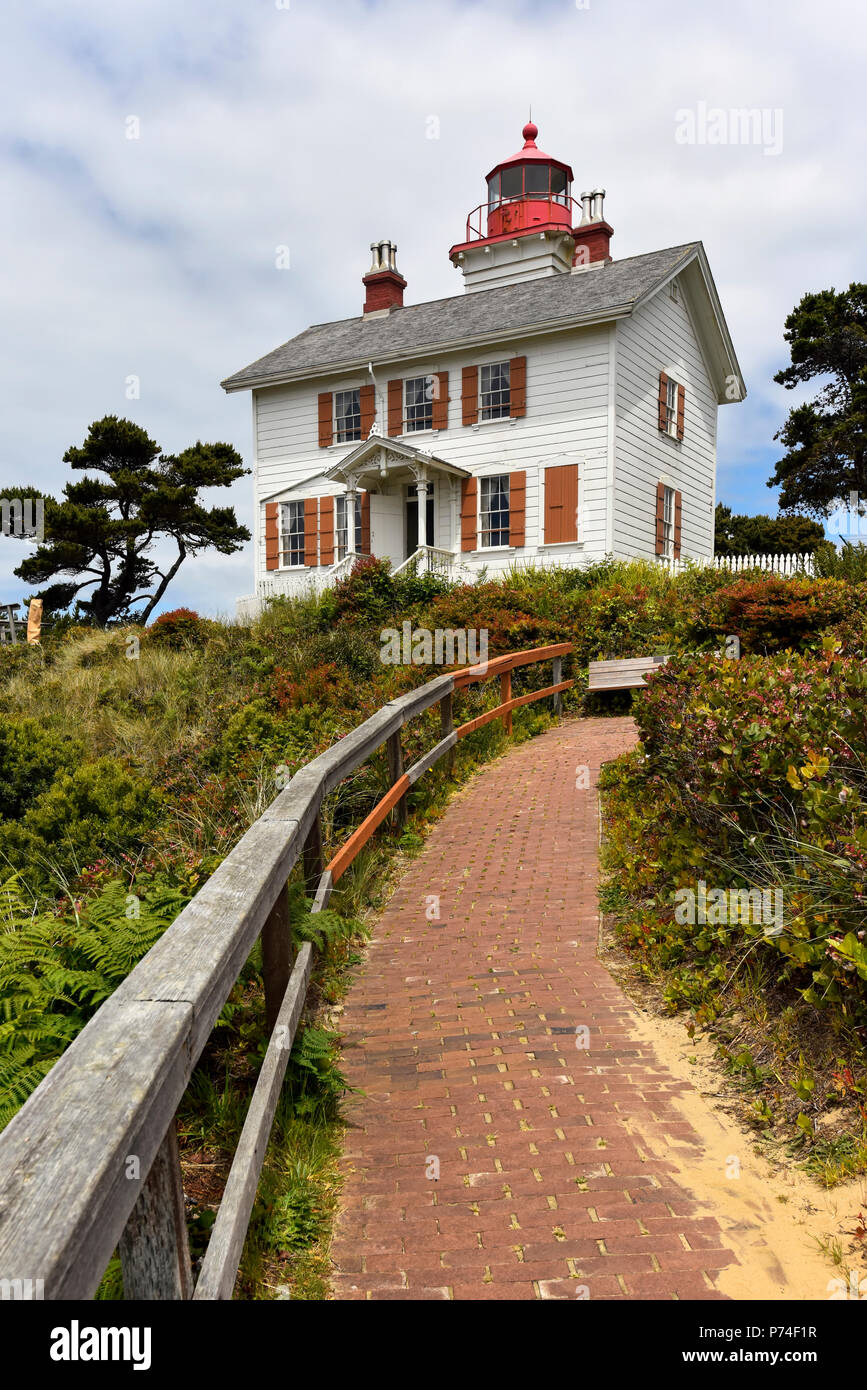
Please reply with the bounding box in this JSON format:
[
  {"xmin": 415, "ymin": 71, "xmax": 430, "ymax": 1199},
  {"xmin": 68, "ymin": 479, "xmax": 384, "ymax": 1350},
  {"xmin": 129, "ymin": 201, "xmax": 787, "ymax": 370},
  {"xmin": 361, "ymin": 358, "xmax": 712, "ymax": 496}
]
[
  {"xmin": 485, "ymin": 121, "xmax": 574, "ymax": 238},
  {"xmin": 450, "ymin": 121, "xmax": 613, "ymax": 293}
]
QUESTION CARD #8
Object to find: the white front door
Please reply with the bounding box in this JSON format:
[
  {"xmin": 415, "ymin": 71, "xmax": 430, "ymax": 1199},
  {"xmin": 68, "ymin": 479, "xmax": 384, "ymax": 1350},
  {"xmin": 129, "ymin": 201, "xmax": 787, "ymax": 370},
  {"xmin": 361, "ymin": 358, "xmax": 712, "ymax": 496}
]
[{"xmin": 369, "ymin": 493, "xmax": 405, "ymax": 569}]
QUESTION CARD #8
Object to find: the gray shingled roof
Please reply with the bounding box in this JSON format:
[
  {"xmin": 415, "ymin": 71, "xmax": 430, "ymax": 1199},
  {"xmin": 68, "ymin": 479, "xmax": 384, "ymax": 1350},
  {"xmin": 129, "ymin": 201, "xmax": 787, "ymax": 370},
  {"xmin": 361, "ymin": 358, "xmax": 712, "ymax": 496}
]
[{"xmin": 222, "ymin": 242, "xmax": 700, "ymax": 391}]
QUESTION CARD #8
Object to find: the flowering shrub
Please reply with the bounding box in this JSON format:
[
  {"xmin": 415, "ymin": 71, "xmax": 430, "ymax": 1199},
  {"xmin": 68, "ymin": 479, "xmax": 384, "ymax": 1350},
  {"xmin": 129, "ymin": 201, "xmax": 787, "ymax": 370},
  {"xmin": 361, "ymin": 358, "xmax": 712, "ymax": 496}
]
[
  {"xmin": 146, "ymin": 607, "xmax": 213, "ymax": 648},
  {"xmin": 690, "ymin": 576, "xmax": 856, "ymax": 654},
  {"xmin": 602, "ymin": 642, "xmax": 867, "ymax": 1020}
]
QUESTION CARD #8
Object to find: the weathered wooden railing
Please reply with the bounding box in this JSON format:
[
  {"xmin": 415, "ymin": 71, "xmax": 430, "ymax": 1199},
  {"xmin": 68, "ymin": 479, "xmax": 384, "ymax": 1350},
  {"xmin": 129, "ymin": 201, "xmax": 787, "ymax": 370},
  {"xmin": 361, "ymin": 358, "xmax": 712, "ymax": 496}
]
[{"xmin": 0, "ymin": 642, "xmax": 572, "ymax": 1300}]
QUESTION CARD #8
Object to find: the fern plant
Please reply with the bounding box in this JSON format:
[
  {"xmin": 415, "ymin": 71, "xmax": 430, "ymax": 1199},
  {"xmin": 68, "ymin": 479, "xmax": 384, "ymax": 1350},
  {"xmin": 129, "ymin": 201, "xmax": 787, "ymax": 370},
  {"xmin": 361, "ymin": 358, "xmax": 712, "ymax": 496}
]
[
  {"xmin": 285, "ymin": 880, "xmax": 364, "ymax": 955},
  {"xmin": 0, "ymin": 874, "xmax": 190, "ymax": 1128}
]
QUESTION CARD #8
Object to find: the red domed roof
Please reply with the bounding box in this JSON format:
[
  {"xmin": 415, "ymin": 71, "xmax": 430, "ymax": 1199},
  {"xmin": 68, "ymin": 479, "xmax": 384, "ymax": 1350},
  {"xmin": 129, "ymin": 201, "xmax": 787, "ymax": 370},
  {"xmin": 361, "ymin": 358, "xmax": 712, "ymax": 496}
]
[{"xmin": 486, "ymin": 121, "xmax": 574, "ymax": 180}]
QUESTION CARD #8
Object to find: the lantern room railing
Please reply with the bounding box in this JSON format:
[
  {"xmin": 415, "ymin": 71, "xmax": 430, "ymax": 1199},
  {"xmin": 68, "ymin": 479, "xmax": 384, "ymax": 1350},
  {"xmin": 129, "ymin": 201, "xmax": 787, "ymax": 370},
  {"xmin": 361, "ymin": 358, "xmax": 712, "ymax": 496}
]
[{"xmin": 462, "ymin": 195, "xmax": 581, "ymax": 245}]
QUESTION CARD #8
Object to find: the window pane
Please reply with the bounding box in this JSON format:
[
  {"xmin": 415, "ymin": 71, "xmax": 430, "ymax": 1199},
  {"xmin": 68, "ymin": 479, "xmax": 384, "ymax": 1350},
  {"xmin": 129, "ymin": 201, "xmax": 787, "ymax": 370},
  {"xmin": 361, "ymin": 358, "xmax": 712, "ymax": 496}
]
[
  {"xmin": 524, "ymin": 164, "xmax": 549, "ymax": 195},
  {"xmin": 501, "ymin": 166, "xmax": 523, "ymax": 200},
  {"xmin": 487, "ymin": 173, "xmax": 500, "ymax": 207},
  {"xmin": 280, "ymin": 500, "xmax": 306, "ymax": 566},
  {"xmin": 335, "ymin": 389, "xmax": 361, "ymax": 443},
  {"xmin": 479, "ymin": 361, "xmax": 510, "ymax": 419},
  {"xmin": 405, "ymin": 376, "xmax": 433, "ymax": 431},
  {"xmin": 550, "ymin": 167, "xmax": 567, "ymax": 196},
  {"xmin": 480, "ymin": 474, "xmax": 510, "ymax": 547}
]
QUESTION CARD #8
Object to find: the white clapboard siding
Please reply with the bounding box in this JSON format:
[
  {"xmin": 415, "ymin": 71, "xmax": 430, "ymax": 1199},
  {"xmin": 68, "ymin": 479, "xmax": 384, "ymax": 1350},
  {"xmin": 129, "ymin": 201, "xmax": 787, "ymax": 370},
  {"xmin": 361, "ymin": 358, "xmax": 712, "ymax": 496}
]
[
  {"xmin": 252, "ymin": 324, "xmax": 612, "ymax": 588},
  {"xmin": 613, "ymin": 277, "xmax": 717, "ymax": 561}
]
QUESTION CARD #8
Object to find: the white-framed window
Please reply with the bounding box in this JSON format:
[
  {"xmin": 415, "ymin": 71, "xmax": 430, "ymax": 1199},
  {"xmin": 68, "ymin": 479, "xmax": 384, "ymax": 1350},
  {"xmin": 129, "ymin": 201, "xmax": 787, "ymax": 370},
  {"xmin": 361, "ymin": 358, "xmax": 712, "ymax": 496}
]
[
  {"xmin": 335, "ymin": 389, "xmax": 361, "ymax": 444},
  {"xmin": 479, "ymin": 361, "xmax": 511, "ymax": 420},
  {"xmin": 665, "ymin": 377, "xmax": 680, "ymax": 438},
  {"xmin": 280, "ymin": 500, "xmax": 306, "ymax": 567},
  {"xmin": 661, "ymin": 484, "xmax": 675, "ymax": 557},
  {"xmin": 335, "ymin": 493, "xmax": 363, "ymax": 560},
  {"xmin": 404, "ymin": 376, "xmax": 433, "ymax": 432},
  {"xmin": 480, "ymin": 475, "xmax": 510, "ymax": 547}
]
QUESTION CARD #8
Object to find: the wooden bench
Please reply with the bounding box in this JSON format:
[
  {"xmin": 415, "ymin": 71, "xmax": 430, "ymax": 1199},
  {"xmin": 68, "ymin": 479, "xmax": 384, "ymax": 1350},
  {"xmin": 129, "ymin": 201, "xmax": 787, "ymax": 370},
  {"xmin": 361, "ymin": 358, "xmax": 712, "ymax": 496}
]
[{"xmin": 588, "ymin": 655, "xmax": 670, "ymax": 691}]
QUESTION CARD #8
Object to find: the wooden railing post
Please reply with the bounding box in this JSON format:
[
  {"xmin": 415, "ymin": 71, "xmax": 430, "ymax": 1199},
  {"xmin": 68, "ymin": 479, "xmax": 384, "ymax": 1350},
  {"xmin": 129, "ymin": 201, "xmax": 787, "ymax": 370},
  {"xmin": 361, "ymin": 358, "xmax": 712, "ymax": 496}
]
[
  {"xmin": 118, "ymin": 1119, "xmax": 193, "ymax": 1300},
  {"xmin": 387, "ymin": 730, "xmax": 408, "ymax": 828},
  {"xmin": 302, "ymin": 811, "xmax": 323, "ymax": 890},
  {"xmin": 552, "ymin": 656, "xmax": 563, "ymax": 716},
  {"xmin": 440, "ymin": 691, "xmax": 455, "ymax": 774},
  {"xmin": 262, "ymin": 882, "xmax": 292, "ymax": 1034},
  {"xmin": 500, "ymin": 670, "xmax": 512, "ymax": 735}
]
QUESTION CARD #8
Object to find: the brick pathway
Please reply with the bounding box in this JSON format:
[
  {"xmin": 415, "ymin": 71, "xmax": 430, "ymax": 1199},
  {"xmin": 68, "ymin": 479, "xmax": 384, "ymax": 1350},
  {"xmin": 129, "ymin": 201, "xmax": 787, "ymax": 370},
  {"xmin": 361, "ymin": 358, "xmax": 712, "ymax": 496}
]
[{"xmin": 330, "ymin": 717, "xmax": 736, "ymax": 1300}]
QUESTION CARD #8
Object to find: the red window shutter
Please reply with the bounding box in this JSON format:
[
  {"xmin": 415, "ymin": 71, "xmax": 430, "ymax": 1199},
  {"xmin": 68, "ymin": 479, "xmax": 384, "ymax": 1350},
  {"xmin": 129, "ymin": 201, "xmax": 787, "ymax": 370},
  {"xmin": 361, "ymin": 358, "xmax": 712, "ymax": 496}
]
[
  {"xmin": 673, "ymin": 490, "xmax": 683, "ymax": 558},
  {"xmin": 509, "ymin": 470, "xmax": 526, "ymax": 547},
  {"xmin": 360, "ymin": 491, "xmax": 371, "ymax": 553},
  {"xmin": 544, "ymin": 464, "xmax": 578, "ymax": 544},
  {"xmin": 657, "ymin": 372, "xmax": 668, "ymax": 433},
  {"xmin": 460, "ymin": 477, "xmax": 477, "ymax": 552},
  {"xmin": 304, "ymin": 499, "xmax": 318, "ymax": 566},
  {"xmin": 431, "ymin": 371, "xmax": 449, "ymax": 430},
  {"xmin": 387, "ymin": 379, "xmax": 403, "ymax": 436},
  {"xmin": 655, "ymin": 481, "xmax": 666, "ymax": 555},
  {"xmin": 676, "ymin": 383, "xmax": 685, "ymax": 441},
  {"xmin": 319, "ymin": 496, "xmax": 334, "ymax": 566},
  {"xmin": 359, "ymin": 384, "xmax": 376, "ymax": 439},
  {"xmin": 462, "ymin": 366, "xmax": 479, "ymax": 426},
  {"xmin": 318, "ymin": 393, "xmax": 333, "ymax": 448},
  {"xmin": 265, "ymin": 501, "xmax": 279, "ymax": 571},
  {"xmin": 509, "ymin": 356, "xmax": 527, "ymax": 418}
]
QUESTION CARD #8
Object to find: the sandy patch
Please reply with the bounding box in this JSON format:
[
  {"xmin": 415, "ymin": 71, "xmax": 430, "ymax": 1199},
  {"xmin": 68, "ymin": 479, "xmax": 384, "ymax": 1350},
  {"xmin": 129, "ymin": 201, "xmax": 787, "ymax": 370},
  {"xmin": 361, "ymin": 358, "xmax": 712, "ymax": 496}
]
[{"xmin": 624, "ymin": 1003, "xmax": 867, "ymax": 1301}]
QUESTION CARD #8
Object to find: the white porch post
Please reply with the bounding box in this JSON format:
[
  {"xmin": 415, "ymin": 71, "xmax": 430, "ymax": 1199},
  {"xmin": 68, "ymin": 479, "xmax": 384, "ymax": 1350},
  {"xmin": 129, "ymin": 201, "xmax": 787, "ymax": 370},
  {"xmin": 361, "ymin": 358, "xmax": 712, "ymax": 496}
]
[
  {"xmin": 345, "ymin": 484, "xmax": 358, "ymax": 555},
  {"xmin": 416, "ymin": 475, "xmax": 428, "ymax": 549}
]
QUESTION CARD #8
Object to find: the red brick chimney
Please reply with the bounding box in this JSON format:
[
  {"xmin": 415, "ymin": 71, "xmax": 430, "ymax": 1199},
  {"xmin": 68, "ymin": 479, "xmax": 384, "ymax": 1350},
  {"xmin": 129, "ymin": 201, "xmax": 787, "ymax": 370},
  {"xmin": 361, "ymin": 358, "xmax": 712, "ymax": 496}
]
[
  {"xmin": 362, "ymin": 240, "xmax": 407, "ymax": 314},
  {"xmin": 572, "ymin": 190, "xmax": 613, "ymax": 268}
]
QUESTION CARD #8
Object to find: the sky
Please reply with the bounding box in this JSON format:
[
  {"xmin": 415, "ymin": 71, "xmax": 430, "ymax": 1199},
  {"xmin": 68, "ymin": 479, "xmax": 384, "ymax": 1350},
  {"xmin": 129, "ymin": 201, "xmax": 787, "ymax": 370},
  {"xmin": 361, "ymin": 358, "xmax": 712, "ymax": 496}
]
[{"xmin": 0, "ymin": 0, "xmax": 864, "ymax": 617}]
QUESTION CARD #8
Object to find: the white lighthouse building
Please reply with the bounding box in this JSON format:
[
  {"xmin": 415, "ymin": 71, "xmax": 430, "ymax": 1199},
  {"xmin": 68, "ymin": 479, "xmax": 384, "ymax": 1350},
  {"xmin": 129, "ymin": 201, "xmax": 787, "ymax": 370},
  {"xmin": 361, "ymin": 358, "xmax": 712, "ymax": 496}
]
[{"xmin": 223, "ymin": 122, "xmax": 745, "ymax": 616}]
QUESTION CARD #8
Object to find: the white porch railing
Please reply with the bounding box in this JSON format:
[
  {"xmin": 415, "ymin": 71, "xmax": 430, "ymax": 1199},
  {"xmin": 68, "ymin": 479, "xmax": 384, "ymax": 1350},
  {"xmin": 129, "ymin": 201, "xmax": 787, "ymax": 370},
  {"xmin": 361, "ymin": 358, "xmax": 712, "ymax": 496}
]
[
  {"xmin": 392, "ymin": 544, "xmax": 459, "ymax": 578},
  {"xmin": 660, "ymin": 552, "xmax": 815, "ymax": 578}
]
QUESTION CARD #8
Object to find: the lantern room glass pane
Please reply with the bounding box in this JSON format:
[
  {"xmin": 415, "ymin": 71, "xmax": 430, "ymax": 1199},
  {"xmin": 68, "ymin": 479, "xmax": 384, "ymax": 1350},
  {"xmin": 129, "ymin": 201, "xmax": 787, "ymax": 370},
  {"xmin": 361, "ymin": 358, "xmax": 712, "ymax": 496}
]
[
  {"xmin": 500, "ymin": 166, "xmax": 523, "ymax": 201},
  {"xmin": 524, "ymin": 164, "xmax": 549, "ymax": 195},
  {"xmin": 550, "ymin": 167, "xmax": 568, "ymax": 203},
  {"xmin": 487, "ymin": 172, "xmax": 500, "ymax": 208}
]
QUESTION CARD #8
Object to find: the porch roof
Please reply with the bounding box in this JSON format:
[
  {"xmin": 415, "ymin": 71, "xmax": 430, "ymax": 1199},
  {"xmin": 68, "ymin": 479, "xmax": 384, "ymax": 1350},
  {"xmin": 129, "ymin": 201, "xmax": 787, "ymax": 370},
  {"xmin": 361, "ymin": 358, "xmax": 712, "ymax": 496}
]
[{"xmin": 323, "ymin": 434, "xmax": 471, "ymax": 490}]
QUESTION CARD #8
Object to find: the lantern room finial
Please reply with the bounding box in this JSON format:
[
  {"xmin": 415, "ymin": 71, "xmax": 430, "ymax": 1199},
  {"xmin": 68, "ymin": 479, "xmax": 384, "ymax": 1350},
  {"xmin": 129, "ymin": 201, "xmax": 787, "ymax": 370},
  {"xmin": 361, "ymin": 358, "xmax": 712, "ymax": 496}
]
[{"xmin": 522, "ymin": 120, "xmax": 538, "ymax": 146}]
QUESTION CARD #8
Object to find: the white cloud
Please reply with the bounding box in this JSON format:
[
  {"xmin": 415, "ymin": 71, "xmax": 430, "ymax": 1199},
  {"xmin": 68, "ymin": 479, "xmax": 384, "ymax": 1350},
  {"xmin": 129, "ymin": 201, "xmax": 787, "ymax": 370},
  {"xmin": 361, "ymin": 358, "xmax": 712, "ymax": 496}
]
[{"xmin": 1, "ymin": 0, "xmax": 864, "ymax": 612}]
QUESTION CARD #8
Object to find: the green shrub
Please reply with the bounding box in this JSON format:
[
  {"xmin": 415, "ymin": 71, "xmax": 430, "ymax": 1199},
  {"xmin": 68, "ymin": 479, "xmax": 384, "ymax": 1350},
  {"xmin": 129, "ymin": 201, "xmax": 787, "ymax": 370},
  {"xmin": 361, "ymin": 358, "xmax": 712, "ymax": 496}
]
[
  {"xmin": 145, "ymin": 608, "xmax": 214, "ymax": 648},
  {"xmin": 0, "ymin": 718, "xmax": 82, "ymax": 821},
  {"xmin": 691, "ymin": 576, "xmax": 854, "ymax": 653},
  {"xmin": 603, "ymin": 644, "xmax": 867, "ymax": 1019},
  {"xmin": 0, "ymin": 757, "xmax": 159, "ymax": 884}
]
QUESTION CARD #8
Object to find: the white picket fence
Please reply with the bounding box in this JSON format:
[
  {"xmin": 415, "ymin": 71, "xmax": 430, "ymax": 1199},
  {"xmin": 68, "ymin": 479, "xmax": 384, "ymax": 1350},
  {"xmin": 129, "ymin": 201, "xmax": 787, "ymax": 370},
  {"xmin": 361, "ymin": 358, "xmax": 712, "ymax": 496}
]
[{"xmin": 661, "ymin": 552, "xmax": 815, "ymax": 578}]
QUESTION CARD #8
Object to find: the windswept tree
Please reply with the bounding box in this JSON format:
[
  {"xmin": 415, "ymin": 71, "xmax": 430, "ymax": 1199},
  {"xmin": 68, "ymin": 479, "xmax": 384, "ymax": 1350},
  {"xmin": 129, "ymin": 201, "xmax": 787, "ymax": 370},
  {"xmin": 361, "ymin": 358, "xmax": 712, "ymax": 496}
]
[
  {"xmin": 770, "ymin": 284, "xmax": 867, "ymax": 516},
  {"xmin": 7, "ymin": 417, "xmax": 249, "ymax": 624}
]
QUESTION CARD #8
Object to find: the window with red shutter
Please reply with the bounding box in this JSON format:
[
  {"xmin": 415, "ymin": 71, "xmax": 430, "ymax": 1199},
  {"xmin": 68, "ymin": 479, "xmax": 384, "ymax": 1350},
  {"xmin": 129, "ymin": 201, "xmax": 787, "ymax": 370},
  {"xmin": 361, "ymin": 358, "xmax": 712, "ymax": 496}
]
[
  {"xmin": 319, "ymin": 496, "xmax": 334, "ymax": 566},
  {"xmin": 387, "ymin": 380, "xmax": 402, "ymax": 436},
  {"xmin": 318, "ymin": 393, "xmax": 333, "ymax": 448},
  {"xmin": 509, "ymin": 470, "xmax": 526, "ymax": 546},
  {"xmin": 431, "ymin": 371, "xmax": 449, "ymax": 430},
  {"xmin": 265, "ymin": 501, "xmax": 279, "ymax": 571},
  {"xmin": 544, "ymin": 464, "xmax": 578, "ymax": 544},
  {"xmin": 462, "ymin": 366, "xmax": 479, "ymax": 426},
  {"xmin": 657, "ymin": 372, "xmax": 668, "ymax": 433},
  {"xmin": 673, "ymin": 490, "xmax": 683, "ymax": 558},
  {"xmin": 359, "ymin": 384, "xmax": 376, "ymax": 439},
  {"xmin": 654, "ymin": 481, "xmax": 666, "ymax": 555},
  {"xmin": 460, "ymin": 477, "xmax": 477, "ymax": 551},
  {"xmin": 509, "ymin": 356, "xmax": 527, "ymax": 418}
]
